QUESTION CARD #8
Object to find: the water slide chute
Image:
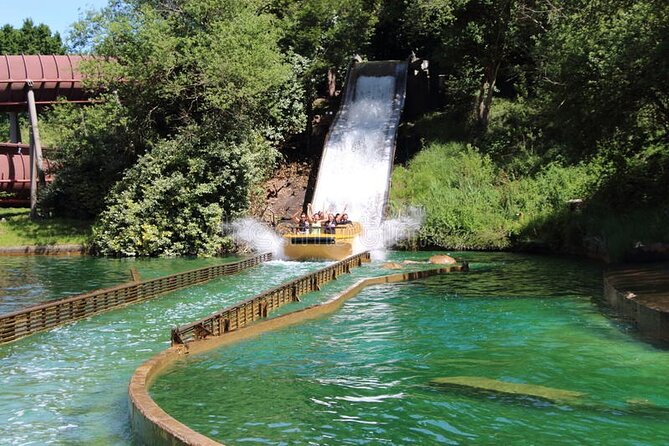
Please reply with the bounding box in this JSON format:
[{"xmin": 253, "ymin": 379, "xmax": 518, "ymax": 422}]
[
  {"xmin": 284, "ymin": 60, "xmax": 408, "ymax": 260},
  {"xmin": 311, "ymin": 60, "xmax": 408, "ymax": 225}
]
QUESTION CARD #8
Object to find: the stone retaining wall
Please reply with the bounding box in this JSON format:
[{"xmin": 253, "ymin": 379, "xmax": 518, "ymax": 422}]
[{"xmin": 603, "ymin": 269, "xmax": 669, "ymax": 343}]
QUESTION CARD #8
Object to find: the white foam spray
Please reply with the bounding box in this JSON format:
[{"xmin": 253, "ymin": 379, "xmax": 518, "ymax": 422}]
[
  {"xmin": 355, "ymin": 207, "xmax": 424, "ymax": 260},
  {"xmin": 224, "ymin": 218, "xmax": 286, "ymax": 259}
]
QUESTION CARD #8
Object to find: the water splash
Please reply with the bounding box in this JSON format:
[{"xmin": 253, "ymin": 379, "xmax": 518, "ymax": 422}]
[
  {"xmin": 356, "ymin": 207, "xmax": 424, "ymax": 260},
  {"xmin": 312, "ymin": 64, "xmax": 407, "ymax": 228},
  {"xmin": 224, "ymin": 218, "xmax": 286, "ymax": 259}
]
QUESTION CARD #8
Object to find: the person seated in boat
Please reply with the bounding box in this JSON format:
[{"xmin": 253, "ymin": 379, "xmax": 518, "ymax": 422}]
[
  {"xmin": 334, "ymin": 213, "xmax": 341, "ymax": 224},
  {"xmin": 323, "ymin": 213, "xmax": 337, "ymax": 234},
  {"xmin": 291, "ymin": 209, "xmax": 310, "ymax": 233},
  {"xmin": 337, "ymin": 213, "xmax": 352, "ymax": 225}
]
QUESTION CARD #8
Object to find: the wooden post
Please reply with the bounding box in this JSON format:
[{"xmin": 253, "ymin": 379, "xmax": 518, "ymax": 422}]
[
  {"xmin": 9, "ymin": 112, "xmax": 21, "ymax": 143},
  {"xmin": 130, "ymin": 268, "xmax": 141, "ymax": 282},
  {"xmin": 26, "ymin": 82, "xmax": 46, "ymax": 218}
]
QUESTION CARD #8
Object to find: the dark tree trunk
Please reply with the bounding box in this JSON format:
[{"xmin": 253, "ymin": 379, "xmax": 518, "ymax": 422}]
[{"xmin": 475, "ymin": 0, "xmax": 513, "ymax": 129}]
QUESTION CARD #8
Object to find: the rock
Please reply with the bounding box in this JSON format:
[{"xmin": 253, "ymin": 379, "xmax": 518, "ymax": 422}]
[
  {"xmin": 429, "ymin": 255, "xmax": 456, "ymax": 265},
  {"xmin": 382, "ymin": 262, "xmax": 403, "ymax": 270}
]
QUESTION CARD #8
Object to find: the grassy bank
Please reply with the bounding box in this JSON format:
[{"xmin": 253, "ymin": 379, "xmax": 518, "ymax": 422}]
[
  {"xmin": 0, "ymin": 208, "xmax": 92, "ymax": 247},
  {"xmin": 390, "ymin": 110, "xmax": 669, "ymax": 261},
  {"xmin": 390, "ymin": 141, "xmax": 593, "ymax": 250}
]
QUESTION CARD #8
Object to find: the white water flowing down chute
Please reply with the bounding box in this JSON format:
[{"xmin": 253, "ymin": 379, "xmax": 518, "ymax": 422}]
[
  {"xmin": 312, "ymin": 62, "xmax": 418, "ymax": 255},
  {"xmin": 312, "ymin": 75, "xmax": 396, "ymax": 222}
]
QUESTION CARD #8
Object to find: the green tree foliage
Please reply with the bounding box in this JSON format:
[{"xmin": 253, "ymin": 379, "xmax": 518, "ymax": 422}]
[
  {"xmin": 395, "ymin": 0, "xmax": 546, "ymax": 122},
  {"xmin": 536, "ymin": 0, "xmax": 668, "ymax": 161},
  {"xmin": 45, "ymin": 0, "xmax": 307, "ymax": 255},
  {"xmin": 538, "ymin": 0, "xmax": 668, "ymax": 149},
  {"xmin": 0, "ymin": 19, "xmax": 65, "ymax": 54},
  {"xmin": 72, "ymin": 0, "xmax": 296, "ymax": 138},
  {"xmin": 270, "ymin": 0, "xmax": 382, "ymax": 96},
  {"xmin": 42, "ymin": 96, "xmax": 137, "ymax": 219},
  {"xmin": 94, "ymin": 125, "xmax": 275, "ymax": 256}
]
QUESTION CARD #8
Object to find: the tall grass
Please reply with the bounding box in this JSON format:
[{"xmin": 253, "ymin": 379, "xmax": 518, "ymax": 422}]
[{"xmin": 390, "ymin": 141, "xmax": 595, "ymax": 250}]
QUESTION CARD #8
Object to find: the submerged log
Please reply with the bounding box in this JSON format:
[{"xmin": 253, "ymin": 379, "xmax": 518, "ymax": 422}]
[{"xmin": 430, "ymin": 376, "xmax": 585, "ymax": 403}]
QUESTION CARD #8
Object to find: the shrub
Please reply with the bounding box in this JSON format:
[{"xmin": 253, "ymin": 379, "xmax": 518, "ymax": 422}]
[{"xmin": 92, "ymin": 125, "xmax": 276, "ymax": 256}]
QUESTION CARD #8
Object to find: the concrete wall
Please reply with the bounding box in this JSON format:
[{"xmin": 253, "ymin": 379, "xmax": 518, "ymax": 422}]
[{"xmin": 603, "ymin": 274, "xmax": 669, "ymax": 343}]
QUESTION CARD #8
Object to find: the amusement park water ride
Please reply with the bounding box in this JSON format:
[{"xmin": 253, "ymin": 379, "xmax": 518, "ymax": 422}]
[
  {"xmin": 282, "ymin": 222, "xmax": 362, "ymax": 261},
  {"xmin": 280, "ymin": 60, "xmax": 408, "ymax": 261}
]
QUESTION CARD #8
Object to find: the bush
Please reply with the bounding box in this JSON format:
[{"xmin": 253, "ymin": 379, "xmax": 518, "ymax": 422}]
[
  {"xmin": 390, "ymin": 141, "xmax": 598, "ymax": 250},
  {"xmin": 392, "ymin": 142, "xmax": 511, "ymax": 249},
  {"xmin": 92, "ymin": 125, "xmax": 277, "ymax": 256}
]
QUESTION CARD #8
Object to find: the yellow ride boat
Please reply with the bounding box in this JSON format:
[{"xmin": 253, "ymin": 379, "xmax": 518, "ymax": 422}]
[{"xmin": 283, "ymin": 222, "xmax": 362, "ymax": 261}]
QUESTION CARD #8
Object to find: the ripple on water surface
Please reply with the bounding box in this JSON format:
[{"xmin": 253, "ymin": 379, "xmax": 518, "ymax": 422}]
[
  {"xmin": 151, "ymin": 253, "xmax": 669, "ymax": 446},
  {"xmin": 1, "ymin": 252, "xmax": 667, "ymax": 445},
  {"xmin": 0, "ymin": 255, "xmax": 249, "ymax": 314},
  {"xmin": 0, "ymin": 257, "xmax": 324, "ymax": 445}
]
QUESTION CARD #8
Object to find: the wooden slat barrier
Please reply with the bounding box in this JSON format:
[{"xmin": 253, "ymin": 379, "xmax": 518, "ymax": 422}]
[
  {"xmin": 0, "ymin": 253, "xmax": 272, "ymax": 345},
  {"xmin": 171, "ymin": 251, "xmax": 372, "ymax": 346}
]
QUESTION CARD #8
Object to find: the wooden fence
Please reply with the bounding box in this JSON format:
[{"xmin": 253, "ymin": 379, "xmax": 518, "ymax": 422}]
[
  {"xmin": 171, "ymin": 251, "xmax": 371, "ymax": 345},
  {"xmin": 0, "ymin": 253, "xmax": 272, "ymax": 345}
]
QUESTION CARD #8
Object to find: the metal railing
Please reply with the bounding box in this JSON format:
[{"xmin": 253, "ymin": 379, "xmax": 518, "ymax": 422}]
[
  {"xmin": 171, "ymin": 251, "xmax": 371, "ymax": 345},
  {"xmin": 0, "ymin": 253, "xmax": 272, "ymax": 345}
]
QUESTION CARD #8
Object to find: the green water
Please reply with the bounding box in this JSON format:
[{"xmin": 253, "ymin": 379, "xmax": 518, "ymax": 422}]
[
  {"xmin": 151, "ymin": 253, "xmax": 669, "ymax": 446},
  {"xmin": 0, "ymin": 256, "xmax": 326, "ymax": 445},
  {"xmin": 0, "ymin": 255, "xmax": 242, "ymax": 314},
  {"xmin": 1, "ymin": 252, "xmax": 667, "ymax": 445}
]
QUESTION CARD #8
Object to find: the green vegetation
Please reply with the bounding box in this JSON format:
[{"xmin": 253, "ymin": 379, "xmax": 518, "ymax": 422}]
[
  {"xmin": 0, "ymin": 208, "xmax": 91, "ymax": 247},
  {"xmin": 1, "ymin": 0, "xmax": 665, "ymax": 258},
  {"xmin": 388, "ymin": 0, "xmax": 668, "ymax": 259},
  {"xmin": 391, "ymin": 138, "xmax": 595, "ymax": 250},
  {"xmin": 49, "ymin": 0, "xmax": 304, "ymax": 255},
  {"xmin": 0, "ymin": 19, "xmax": 65, "ymax": 54}
]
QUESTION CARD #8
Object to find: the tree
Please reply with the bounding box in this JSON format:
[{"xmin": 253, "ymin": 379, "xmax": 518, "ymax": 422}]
[
  {"xmin": 536, "ymin": 0, "xmax": 669, "ymax": 156},
  {"xmin": 400, "ymin": 0, "xmax": 547, "ymax": 125},
  {"xmin": 52, "ymin": 0, "xmax": 306, "ymax": 255},
  {"xmin": 0, "ymin": 19, "xmax": 65, "ymax": 54}
]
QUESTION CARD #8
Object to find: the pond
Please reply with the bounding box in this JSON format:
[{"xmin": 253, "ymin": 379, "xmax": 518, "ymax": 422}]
[
  {"xmin": 1, "ymin": 252, "xmax": 666, "ymax": 445},
  {"xmin": 151, "ymin": 253, "xmax": 669, "ymax": 446}
]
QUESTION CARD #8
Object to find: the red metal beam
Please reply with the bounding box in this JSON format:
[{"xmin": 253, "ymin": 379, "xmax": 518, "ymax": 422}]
[{"xmin": 0, "ymin": 55, "xmax": 94, "ymax": 110}]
